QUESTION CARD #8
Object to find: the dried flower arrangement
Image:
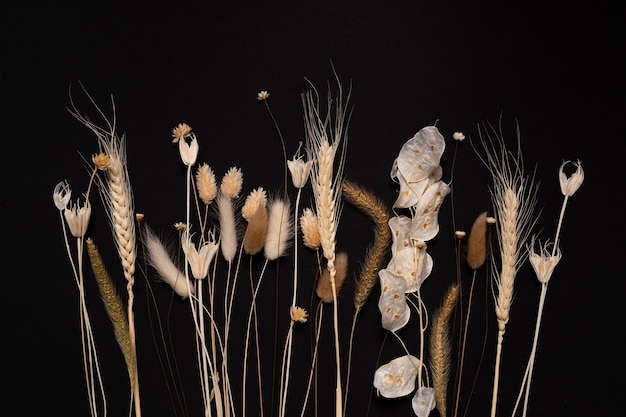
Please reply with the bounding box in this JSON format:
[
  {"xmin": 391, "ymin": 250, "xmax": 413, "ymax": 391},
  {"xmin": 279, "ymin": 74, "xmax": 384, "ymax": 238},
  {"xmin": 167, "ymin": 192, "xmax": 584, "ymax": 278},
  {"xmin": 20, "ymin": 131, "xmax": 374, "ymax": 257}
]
[{"xmin": 53, "ymin": 76, "xmax": 584, "ymax": 417}]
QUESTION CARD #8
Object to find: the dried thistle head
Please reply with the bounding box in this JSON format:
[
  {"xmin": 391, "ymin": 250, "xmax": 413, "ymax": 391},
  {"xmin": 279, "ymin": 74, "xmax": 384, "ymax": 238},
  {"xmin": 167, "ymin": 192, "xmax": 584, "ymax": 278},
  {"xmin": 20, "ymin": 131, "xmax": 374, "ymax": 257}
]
[
  {"xmin": 195, "ymin": 163, "xmax": 217, "ymax": 205},
  {"xmin": 171, "ymin": 123, "xmax": 192, "ymax": 143},
  {"xmin": 92, "ymin": 152, "xmax": 110, "ymax": 171},
  {"xmin": 316, "ymin": 251, "xmax": 348, "ymax": 303},
  {"xmin": 220, "ymin": 167, "xmax": 243, "ymax": 199},
  {"xmin": 290, "ymin": 306, "xmax": 308, "ymax": 323}
]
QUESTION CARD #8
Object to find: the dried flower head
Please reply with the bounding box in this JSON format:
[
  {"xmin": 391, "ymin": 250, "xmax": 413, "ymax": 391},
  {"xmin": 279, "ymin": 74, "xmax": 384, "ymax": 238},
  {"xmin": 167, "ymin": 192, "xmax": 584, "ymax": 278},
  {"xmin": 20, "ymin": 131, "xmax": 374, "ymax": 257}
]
[
  {"xmin": 455, "ymin": 230, "xmax": 466, "ymax": 239},
  {"xmin": 287, "ymin": 145, "xmax": 313, "ymax": 189},
  {"xmin": 195, "ymin": 163, "xmax": 217, "ymax": 205},
  {"xmin": 181, "ymin": 230, "xmax": 219, "ymax": 280},
  {"xmin": 53, "ymin": 180, "xmax": 72, "ymax": 211},
  {"xmin": 300, "ymin": 208, "xmax": 321, "ymax": 250},
  {"xmin": 528, "ymin": 237, "xmax": 562, "ymax": 284},
  {"xmin": 92, "ymin": 152, "xmax": 110, "ymax": 171},
  {"xmin": 64, "ymin": 199, "xmax": 91, "ymax": 238},
  {"xmin": 559, "ymin": 159, "xmax": 584, "ymax": 197},
  {"xmin": 220, "ymin": 167, "xmax": 243, "ymax": 199},
  {"xmin": 453, "ymin": 131, "xmax": 466, "ymax": 141},
  {"xmin": 257, "ymin": 90, "xmax": 270, "ymax": 101},
  {"xmin": 174, "ymin": 222, "xmax": 186, "ymax": 231},
  {"xmin": 486, "ymin": 216, "xmax": 497, "ymax": 224},
  {"xmin": 171, "ymin": 123, "xmax": 192, "ymax": 143},
  {"xmin": 178, "ymin": 134, "xmax": 199, "ymax": 166},
  {"xmin": 135, "ymin": 213, "xmax": 144, "ymax": 223},
  {"xmin": 290, "ymin": 306, "xmax": 308, "ymax": 323},
  {"xmin": 242, "ymin": 187, "xmax": 268, "ymax": 221}
]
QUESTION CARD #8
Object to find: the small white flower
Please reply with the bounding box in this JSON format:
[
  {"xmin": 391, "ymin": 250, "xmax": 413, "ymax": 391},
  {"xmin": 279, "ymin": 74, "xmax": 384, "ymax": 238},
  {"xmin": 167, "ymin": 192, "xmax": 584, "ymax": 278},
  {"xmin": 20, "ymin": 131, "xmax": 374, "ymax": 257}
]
[
  {"xmin": 174, "ymin": 222, "xmax": 187, "ymax": 231},
  {"xmin": 64, "ymin": 199, "xmax": 91, "ymax": 238},
  {"xmin": 53, "ymin": 180, "xmax": 72, "ymax": 210},
  {"xmin": 453, "ymin": 131, "xmax": 465, "ymax": 141},
  {"xmin": 181, "ymin": 230, "xmax": 219, "ymax": 280},
  {"xmin": 528, "ymin": 237, "xmax": 561, "ymax": 284},
  {"xmin": 455, "ymin": 230, "xmax": 466, "ymax": 239},
  {"xmin": 486, "ymin": 216, "xmax": 497, "ymax": 225},
  {"xmin": 287, "ymin": 147, "xmax": 313, "ymax": 189},
  {"xmin": 373, "ymin": 354, "xmax": 420, "ymax": 398},
  {"xmin": 257, "ymin": 91, "xmax": 270, "ymax": 101},
  {"xmin": 559, "ymin": 159, "xmax": 584, "ymax": 197},
  {"xmin": 179, "ymin": 134, "xmax": 199, "ymax": 166}
]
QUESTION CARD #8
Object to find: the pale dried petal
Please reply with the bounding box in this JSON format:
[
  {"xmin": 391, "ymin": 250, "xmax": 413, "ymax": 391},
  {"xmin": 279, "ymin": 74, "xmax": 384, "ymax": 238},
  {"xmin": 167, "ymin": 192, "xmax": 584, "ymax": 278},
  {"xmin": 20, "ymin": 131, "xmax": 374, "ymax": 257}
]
[
  {"xmin": 373, "ymin": 354, "xmax": 420, "ymax": 398},
  {"xmin": 378, "ymin": 269, "xmax": 410, "ymax": 332},
  {"xmin": 411, "ymin": 386, "xmax": 436, "ymax": 417}
]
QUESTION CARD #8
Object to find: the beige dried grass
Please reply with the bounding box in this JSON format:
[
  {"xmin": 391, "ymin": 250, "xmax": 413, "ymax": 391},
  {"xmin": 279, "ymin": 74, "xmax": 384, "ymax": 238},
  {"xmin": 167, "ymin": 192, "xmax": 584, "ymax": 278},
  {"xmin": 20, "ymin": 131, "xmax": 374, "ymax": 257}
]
[
  {"xmin": 429, "ymin": 282, "xmax": 460, "ymax": 417},
  {"xmin": 466, "ymin": 211, "xmax": 488, "ymax": 270}
]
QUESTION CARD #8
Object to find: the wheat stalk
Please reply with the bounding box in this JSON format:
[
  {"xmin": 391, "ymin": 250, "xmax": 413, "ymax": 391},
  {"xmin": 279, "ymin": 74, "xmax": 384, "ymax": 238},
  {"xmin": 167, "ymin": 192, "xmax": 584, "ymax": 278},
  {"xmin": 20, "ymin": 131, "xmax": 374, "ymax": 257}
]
[
  {"xmin": 302, "ymin": 73, "xmax": 351, "ymax": 417},
  {"xmin": 472, "ymin": 120, "xmax": 539, "ymax": 417}
]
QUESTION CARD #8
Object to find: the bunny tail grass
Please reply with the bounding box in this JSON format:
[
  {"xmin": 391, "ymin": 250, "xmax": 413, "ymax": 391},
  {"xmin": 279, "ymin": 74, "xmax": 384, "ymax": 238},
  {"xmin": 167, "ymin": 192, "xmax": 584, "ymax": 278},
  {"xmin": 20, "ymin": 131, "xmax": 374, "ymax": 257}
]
[
  {"xmin": 316, "ymin": 251, "xmax": 348, "ymax": 303},
  {"xmin": 142, "ymin": 225, "xmax": 193, "ymax": 298},
  {"xmin": 429, "ymin": 282, "xmax": 460, "ymax": 417},
  {"xmin": 217, "ymin": 192, "xmax": 239, "ymax": 262},
  {"xmin": 86, "ymin": 238, "xmax": 136, "ymax": 382},
  {"xmin": 264, "ymin": 197, "xmax": 292, "ymax": 261},
  {"xmin": 466, "ymin": 211, "xmax": 488, "ymax": 270},
  {"xmin": 341, "ymin": 179, "xmax": 391, "ymax": 310}
]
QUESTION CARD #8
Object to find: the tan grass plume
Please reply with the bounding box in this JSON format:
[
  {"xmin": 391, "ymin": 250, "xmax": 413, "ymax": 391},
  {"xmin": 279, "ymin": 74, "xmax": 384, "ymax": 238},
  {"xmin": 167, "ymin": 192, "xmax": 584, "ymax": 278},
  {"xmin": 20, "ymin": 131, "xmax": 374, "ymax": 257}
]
[
  {"xmin": 429, "ymin": 282, "xmax": 460, "ymax": 417},
  {"xmin": 86, "ymin": 238, "xmax": 135, "ymax": 381},
  {"xmin": 316, "ymin": 251, "xmax": 348, "ymax": 303},
  {"xmin": 466, "ymin": 211, "xmax": 488, "ymax": 270},
  {"xmin": 341, "ymin": 179, "xmax": 391, "ymax": 311}
]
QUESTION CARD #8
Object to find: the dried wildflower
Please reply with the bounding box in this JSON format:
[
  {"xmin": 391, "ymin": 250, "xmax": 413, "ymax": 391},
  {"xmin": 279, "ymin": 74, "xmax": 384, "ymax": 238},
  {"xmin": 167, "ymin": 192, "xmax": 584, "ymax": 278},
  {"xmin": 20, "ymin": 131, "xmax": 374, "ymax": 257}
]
[
  {"xmin": 256, "ymin": 90, "xmax": 269, "ymax": 101},
  {"xmin": 300, "ymin": 208, "xmax": 321, "ymax": 249},
  {"xmin": 178, "ymin": 134, "xmax": 199, "ymax": 166},
  {"xmin": 64, "ymin": 199, "xmax": 92, "ymax": 238},
  {"xmin": 453, "ymin": 131, "xmax": 466, "ymax": 141},
  {"xmin": 220, "ymin": 167, "xmax": 243, "ymax": 199},
  {"xmin": 559, "ymin": 159, "xmax": 584, "ymax": 197},
  {"xmin": 290, "ymin": 306, "xmax": 308, "ymax": 323},
  {"xmin": 171, "ymin": 123, "xmax": 192, "ymax": 143},
  {"xmin": 92, "ymin": 153, "xmax": 110, "ymax": 171},
  {"xmin": 242, "ymin": 187, "xmax": 267, "ymax": 220},
  {"xmin": 174, "ymin": 222, "xmax": 186, "ymax": 231},
  {"xmin": 135, "ymin": 213, "xmax": 144, "ymax": 223},
  {"xmin": 195, "ymin": 163, "xmax": 217, "ymax": 205},
  {"xmin": 287, "ymin": 146, "xmax": 313, "ymax": 189},
  {"xmin": 373, "ymin": 354, "xmax": 420, "ymax": 398},
  {"xmin": 528, "ymin": 237, "xmax": 561, "ymax": 284},
  {"xmin": 181, "ymin": 230, "xmax": 219, "ymax": 280},
  {"xmin": 455, "ymin": 230, "xmax": 466, "ymax": 239},
  {"xmin": 486, "ymin": 216, "xmax": 497, "ymax": 224},
  {"xmin": 53, "ymin": 180, "xmax": 72, "ymax": 210}
]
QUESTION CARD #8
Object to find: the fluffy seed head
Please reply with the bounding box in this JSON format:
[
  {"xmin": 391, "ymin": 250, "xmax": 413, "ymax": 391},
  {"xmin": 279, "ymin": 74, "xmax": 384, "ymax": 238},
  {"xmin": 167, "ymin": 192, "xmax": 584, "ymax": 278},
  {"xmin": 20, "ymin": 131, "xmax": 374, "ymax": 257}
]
[
  {"xmin": 195, "ymin": 163, "xmax": 217, "ymax": 205},
  {"xmin": 316, "ymin": 251, "xmax": 348, "ymax": 303},
  {"xmin": 220, "ymin": 167, "xmax": 243, "ymax": 199},
  {"xmin": 300, "ymin": 208, "xmax": 321, "ymax": 250}
]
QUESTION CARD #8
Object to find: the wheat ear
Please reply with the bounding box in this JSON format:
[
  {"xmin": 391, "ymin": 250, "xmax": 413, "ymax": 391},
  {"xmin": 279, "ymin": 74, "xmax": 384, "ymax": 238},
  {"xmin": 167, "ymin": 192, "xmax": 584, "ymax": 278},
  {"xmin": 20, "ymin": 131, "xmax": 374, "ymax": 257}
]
[
  {"xmin": 473, "ymin": 120, "xmax": 538, "ymax": 417},
  {"xmin": 302, "ymin": 74, "xmax": 351, "ymax": 417},
  {"xmin": 69, "ymin": 95, "xmax": 141, "ymax": 416},
  {"xmin": 430, "ymin": 282, "xmax": 460, "ymax": 417}
]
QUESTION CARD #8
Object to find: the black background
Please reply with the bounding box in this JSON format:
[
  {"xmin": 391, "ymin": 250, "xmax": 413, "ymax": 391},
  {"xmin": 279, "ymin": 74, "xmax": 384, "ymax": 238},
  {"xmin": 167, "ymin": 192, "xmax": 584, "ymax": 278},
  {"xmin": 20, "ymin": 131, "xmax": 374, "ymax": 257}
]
[{"xmin": 1, "ymin": 1, "xmax": 622, "ymax": 416}]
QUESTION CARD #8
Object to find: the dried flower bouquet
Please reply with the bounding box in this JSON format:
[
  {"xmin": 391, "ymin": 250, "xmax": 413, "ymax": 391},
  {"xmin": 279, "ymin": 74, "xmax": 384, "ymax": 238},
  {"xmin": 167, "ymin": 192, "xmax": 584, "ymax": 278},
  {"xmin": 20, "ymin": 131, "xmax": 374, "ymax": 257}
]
[{"xmin": 54, "ymin": 78, "xmax": 583, "ymax": 417}]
